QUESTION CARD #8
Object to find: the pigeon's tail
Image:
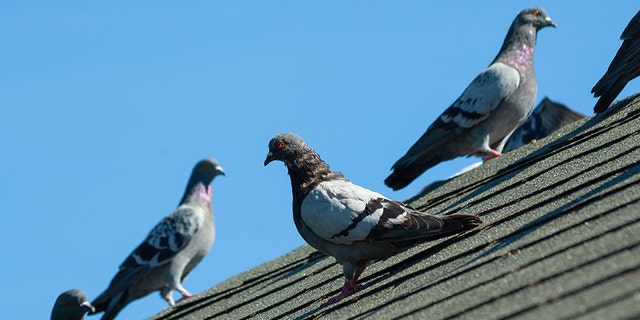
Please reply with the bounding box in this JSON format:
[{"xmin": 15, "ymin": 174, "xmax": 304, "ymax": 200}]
[
  {"xmin": 441, "ymin": 214, "xmax": 484, "ymax": 232},
  {"xmin": 385, "ymin": 155, "xmax": 445, "ymax": 191},
  {"xmin": 91, "ymin": 291, "xmax": 128, "ymax": 320},
  {"xmin": 592, "ymin": 79, "xmax": 627, "ymax": 113},
  {"xmin": 592, "ymin": 38, "xmax": 640, "ymax": 113}
]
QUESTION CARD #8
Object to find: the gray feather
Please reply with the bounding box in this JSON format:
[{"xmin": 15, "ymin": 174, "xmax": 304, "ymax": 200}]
[
  {"xmin": 503, "ymin": 97, "xmax": 585, "ymax": 152},
  {"xmin": 385, "ymin": 8, "xmax": 556, "ymax": 190},
  {"xmin": 51, "ymin": 289, "xmax": 94, "ymax": 320},
  {"xmin": 91, "ymin": 159, "xmax": 225, "ymax": 320}
]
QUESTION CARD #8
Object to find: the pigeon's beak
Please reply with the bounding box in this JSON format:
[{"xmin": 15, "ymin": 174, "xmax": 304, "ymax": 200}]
[
  {"xmin": 81, "ymin": 301, "xmax": 96, "ymax": 314},
  {"xmin": 216, "ymin": 165, "xmax": 226, "ymax": 176},
  {"xmin": 264, "ymin": 152, "xmax": 274, "ymax": 166},
  {"xmin": 545, "ymin": 16, "xmax": 557, "ymax": 28}
]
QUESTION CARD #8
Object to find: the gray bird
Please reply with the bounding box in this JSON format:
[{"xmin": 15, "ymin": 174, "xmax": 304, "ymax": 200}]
[
  {"xmin": 592, "ymin": 10, "xmax": 640, "ymax": 113},
  {"xmin": 385, "ymin": 8, "xmax": 556, "ymax": 190},
  {"xmin": 91, "ymin": 159, "xmax": 225, "ymax": 320},
  {"xmin": 51, "ymin": 289, "xmax": 95, "ymax": 320},
  {"xmin": 503, "ymin": 97, "xmax": 585, "ymax": 152},
  {"xmin": 264, "ymin": 132, "xmax": 482, "ymax": 306}
]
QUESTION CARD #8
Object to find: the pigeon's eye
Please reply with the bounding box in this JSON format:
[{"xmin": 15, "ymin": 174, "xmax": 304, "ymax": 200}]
[
  {"xmin": 63, "ymin": 299, "xmax": 72, "ymax": 307},
  {"xmin": 202, "ymin": 162, "xmax": 211, "ymax": 169},
  {"xmin": 532, "ymin": 10, "xmax": 539, "ymax": 17},
  {"xmin": 278, "ymin": 141, "xmax": 286, "ymax": 149}
]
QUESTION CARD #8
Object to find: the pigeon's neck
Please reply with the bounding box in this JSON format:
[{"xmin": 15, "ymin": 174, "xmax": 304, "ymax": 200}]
[
  {"xmin": 495, "ymin": 24, "xmax": 537, "ymax": 72},
  {"xmin": 287, "ymin": 149, "xmax": 343, "ymax": 200},
  {"xmin": 180, "ymin": 181, "xmax": 212, "ymax": 205}
]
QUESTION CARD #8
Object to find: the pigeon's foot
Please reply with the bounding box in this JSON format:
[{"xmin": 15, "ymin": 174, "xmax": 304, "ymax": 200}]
[
  {"xmin": 483, "ymin": 149, "xmax": 502, "ymax": 161},
  {"xmin": 321, "ymin": 279, "xmax": 360, "ymax": 307},
  {"xmin": 178, "ymin": 289, "xmax": 193, "ymax": 300}
]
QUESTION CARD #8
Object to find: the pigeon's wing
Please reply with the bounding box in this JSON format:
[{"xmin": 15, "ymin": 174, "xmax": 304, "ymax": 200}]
[
  {"xmin": 385, "ymin": 62, "xmax": 520, "ymax": 190},
  {"xmin": 621, "ymin": 10, "xmax": 640, "ymax": 40},
  {"xmin": 301, "ymin": 180, "xmax": 479, "ymax": 245},
  {"xmin": 503, "ymin": 97, "xmax": 585, "ymax": 152},
  {"xmin": 301, "ymin": 180, "xmax": 385, "ymax": 245},
  {"xmin": 592, "ymin": 11, "xmax": 640, "ymax": 112},
  {"xmin": 98, "ymin": 206, "xmax": 204, "ymax": 298},
  {"xmin": 436, "ymin": 62, "xmax": 521, "ymax": 130}
]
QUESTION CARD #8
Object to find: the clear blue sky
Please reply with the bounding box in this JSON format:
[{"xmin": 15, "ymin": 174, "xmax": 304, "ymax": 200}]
[{"xmin": 1, "ymin": 1, "xmax": 636, "ymax": 319}]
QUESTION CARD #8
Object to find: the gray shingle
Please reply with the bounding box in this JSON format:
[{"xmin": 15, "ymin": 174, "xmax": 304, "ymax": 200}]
[{"xmin": 152, "ymin": 93, "xmax": 640, "ymax": 320}]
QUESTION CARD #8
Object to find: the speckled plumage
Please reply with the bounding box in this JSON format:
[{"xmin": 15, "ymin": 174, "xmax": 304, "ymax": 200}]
[
  {"xmin": 592, "ymin": 10, "xmax": 640, "ymax": 113},
  {"xmin": 51, "ymin": 289, "xmax": 94, "ymax": 320},
  {"xmin": 91, "ymin": 159, "xmax": 225, "ymax": 320},
  {"xmin": 265, "ymin": 132, "xmax": 482, "ymax": 306},
  {"xmin": 385, "ymin": 8, "xmax": 556, "ymax": 191}
]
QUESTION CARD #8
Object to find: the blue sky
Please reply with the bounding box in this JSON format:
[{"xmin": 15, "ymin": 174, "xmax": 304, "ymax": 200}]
[{"xmin": 1, "ymin": 1, "xmax": 637, "ymax": 319}]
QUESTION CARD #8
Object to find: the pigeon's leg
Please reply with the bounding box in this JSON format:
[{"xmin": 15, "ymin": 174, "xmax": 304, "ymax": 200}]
[
  {"xmin": 482, "ymin": 149, "xmax": 502, "ymax": 161},
  {"xmin": 175, "ymin": 284, "xmax": 193, "ymax": 300},
  {"xmin": 321, "ymin": 264, "xmax": 366, "ymax": 307},
  {"xmin": 160, "ymin": 287, "xmax": 176, "ymax": 306}
]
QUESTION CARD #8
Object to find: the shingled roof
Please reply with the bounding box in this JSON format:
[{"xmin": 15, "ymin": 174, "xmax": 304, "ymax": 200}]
[{"xmin": 152, "ymin": 94, "xmax": 640, "ymax": 320}]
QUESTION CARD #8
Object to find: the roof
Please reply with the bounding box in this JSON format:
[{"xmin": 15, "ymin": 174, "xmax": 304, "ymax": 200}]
[{"xmin": 152, "ymin": 93, "xmax": 640, "ymax": 320}]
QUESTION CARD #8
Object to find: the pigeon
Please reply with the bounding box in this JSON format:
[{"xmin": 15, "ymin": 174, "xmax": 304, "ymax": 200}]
[
  {"xmin": 91, "ymin": 159, "xmax": 225, "ymax": 320},
  {"xmin": 419, "ymin": 97, "xmax": 584, "ymax": 195},
  {"xmin": 592, "ymin": 10, "xmax": 640, "ymax": 113},
  {"xmin": 51, "ymin": 289, "xmax": 95, "ymax": 320},
  {"xmin": 264, "ymin": 132, "xmax": 482, "ymax": 306},
  {"xmin": 385, "ymin": 8, "xmax": 556, "ymax": 190},
  {"xmin": 502, "ymin": 97, "xmax": 585, "ymax": 152}
]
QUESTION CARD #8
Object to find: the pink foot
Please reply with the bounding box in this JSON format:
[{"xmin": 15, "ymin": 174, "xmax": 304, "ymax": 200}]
[
  {"xmin": 483, "ymin": 149, "xmax": 502, "ymax": 161},
  {"xmin": 321, "ymin": 281, "xmax": 360, "ymax": 307},
  {"xmin": 178, "ymin": 289, "xmax": 193, "ymax": 301}
]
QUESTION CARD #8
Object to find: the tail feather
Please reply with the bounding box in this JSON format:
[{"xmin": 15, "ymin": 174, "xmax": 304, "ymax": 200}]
[
  {"xmin": 390, "ymin": 214, "xmax": 482, "ymax": 248},
  {"xmin": 593, "ymin": 80, "xmax": 627, "ymax": 113},
  {"xmin": 441, "ymin": 214, "xmax": 483, "ymax": 231},
  {"xmin": 91, "ymin": 291, "xmax": 129, "ymax": 320},
  {"xmin": 385, "ymin": 155, "xmax": 447, "ymax": 191}
]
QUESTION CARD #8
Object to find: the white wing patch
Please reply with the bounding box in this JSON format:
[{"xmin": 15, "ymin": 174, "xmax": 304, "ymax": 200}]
[
  {"xmin": 301, "ymin": 180, "xmax": 387, "ymax": 245},
  {"xmin": 441, "ymin": 62, "xmax": 520, "ymax": 128}
]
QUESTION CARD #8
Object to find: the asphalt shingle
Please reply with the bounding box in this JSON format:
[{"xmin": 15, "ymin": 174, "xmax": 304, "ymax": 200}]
[{"xmin": 152, "ymin": 93, "xmax": 640, "ymax": 320}]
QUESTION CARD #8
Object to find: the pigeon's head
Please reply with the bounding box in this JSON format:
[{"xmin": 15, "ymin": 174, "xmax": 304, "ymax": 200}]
[
  {"xmin": 193, "ymin": 158, "xmax": 226, "ymax": 183},
  {"xmin": 264, "ymin": 132, "xmax": 308, "ymax": 166},
  {"xmin": 517, "ymin": 7, "xmax": 556, "ymax": 30},
  {"xmin": 51, "ymin": 289, "xmax": 95, "ymax": 320}
]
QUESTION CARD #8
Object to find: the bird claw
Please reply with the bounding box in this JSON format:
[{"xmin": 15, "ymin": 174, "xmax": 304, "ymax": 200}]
[
  {"xmin": 483, "ymin": 149, "xmax": 502, "ymax": 161},
  {"xmin": 321, "ymin": 283, "xmax": 360, "ymax": 307}
]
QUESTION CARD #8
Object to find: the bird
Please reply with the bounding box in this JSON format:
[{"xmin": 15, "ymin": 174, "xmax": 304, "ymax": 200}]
[
  {"xmin": 264, "ymin": 132, "xmax": 482, "ymax": 306},
  {"xmin": 502, "ymin": 97, "xmax": 585, "ymax": 152},
  {"xmin": 385, "ymin": 8, "xmax": 556, "ymax": 190},
  {"xmin": 91, "ymin": 159, "xmax": 225, "ymax": 320},
  {"xmin": 419, "ymin": 97, "xmax": 585, "ymax": 195},
  {"xmin": 51, "ymin": 289, "xmax": 95, "ymax": 320},
  {"xmin": 592, "ymin": 10, "xmax": 640, "ymax": 113}
]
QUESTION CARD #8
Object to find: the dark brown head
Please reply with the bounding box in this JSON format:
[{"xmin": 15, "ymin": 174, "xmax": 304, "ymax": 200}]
[{"xmin": 264, "ymin": 132, "xmax": 311, "ymax": 167}]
